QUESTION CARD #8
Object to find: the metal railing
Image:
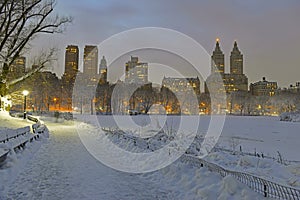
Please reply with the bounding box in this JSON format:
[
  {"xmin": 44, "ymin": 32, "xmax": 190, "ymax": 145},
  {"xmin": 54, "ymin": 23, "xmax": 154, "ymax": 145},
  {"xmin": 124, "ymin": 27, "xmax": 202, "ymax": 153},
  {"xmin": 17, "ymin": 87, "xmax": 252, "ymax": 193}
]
[{"xmin": 181, "ymin": 154, "xmax": 300, "ymax": 199}]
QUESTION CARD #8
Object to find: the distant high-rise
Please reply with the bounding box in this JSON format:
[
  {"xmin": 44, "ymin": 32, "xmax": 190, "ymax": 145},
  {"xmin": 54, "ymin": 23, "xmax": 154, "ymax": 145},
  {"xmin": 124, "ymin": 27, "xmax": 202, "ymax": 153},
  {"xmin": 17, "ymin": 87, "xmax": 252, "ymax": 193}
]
[
  {"xmin": 211, "ymin": 38, "xmax": 225, "ymax": 74},
  {"xmin": 125, "ymin": 56, "xmax": 148, "ymax": 84},
  {"xmin": 230, "ymin": 41, "xmax": 243, "ymax": 75},
  {"xmin": 84, "ymin": 45, "xmax": 98, "ymax": 76},
  {"xmin": 61, "ymin": 45, "xmax": 79, "ymax": 110},
  {"xmin": 65, "ymin": 45, "xmax": 79, "ymax": 77},
  {"xmin": 8, "ymin": 56, "xmax": 26, "ymax": 80},
  {"xmin": 250, "ymin": 77, "xmax": 277, "ymax": 96},
  {"xmin": 64, "ymin": 45, "xmax": 79, "ymax": 87},
  {"xmin": 206, "ymin": 39, "xmax": 248, "ymax": 94},
  {"xmin": 99, "ymin": 56, "xmax": 107, "ymax": 84}
]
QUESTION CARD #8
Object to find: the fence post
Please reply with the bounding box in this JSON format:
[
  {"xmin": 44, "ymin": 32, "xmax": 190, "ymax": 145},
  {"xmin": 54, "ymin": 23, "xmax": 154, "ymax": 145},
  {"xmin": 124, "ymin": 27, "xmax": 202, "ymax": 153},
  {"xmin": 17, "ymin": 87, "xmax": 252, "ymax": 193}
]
[{"xmin": 264, "ymin": 184, "xmax": 267, "ymax": 197}]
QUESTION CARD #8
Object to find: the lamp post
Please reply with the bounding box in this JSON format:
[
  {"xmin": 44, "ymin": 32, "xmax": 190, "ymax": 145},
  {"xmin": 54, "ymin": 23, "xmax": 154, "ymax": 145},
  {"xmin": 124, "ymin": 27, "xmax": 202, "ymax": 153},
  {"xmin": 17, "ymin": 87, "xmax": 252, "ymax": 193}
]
[
  {"xmin": 53, "ymin": 97, "xmax": 57, "ymax": 110},
  {"xmin": 22, "ymin": 90, "xmax": 29, "ymax": 119}
]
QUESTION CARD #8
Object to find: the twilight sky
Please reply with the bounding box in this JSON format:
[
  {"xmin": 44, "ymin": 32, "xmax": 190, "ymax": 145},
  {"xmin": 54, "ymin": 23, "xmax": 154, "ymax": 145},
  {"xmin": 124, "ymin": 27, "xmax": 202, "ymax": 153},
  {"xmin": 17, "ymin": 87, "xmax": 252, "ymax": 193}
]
[{"xmin": 32, "ymin": 0, "xmax": 300, "ymax": 88}]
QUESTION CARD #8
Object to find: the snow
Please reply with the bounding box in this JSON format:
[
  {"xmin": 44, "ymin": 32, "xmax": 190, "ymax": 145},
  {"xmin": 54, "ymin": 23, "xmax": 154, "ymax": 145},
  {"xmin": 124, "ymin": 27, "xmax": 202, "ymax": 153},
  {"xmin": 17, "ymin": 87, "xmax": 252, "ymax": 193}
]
[
  {"xmin": 217, "ymin": 116, "xmax": 300, "ymax": 161},
  {"xmin": 0, "ymin": 148, "xmax": 8, "ymax": 158},
  {"xmin": 1, "ymin": 111, "xmax": 300, "ymax": 199}
]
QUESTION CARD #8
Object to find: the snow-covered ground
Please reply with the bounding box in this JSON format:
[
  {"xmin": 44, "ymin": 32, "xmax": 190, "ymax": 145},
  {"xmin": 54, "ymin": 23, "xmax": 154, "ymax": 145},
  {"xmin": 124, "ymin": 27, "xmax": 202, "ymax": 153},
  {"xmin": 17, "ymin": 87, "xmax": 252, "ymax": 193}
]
[
  {"xmin": 94, "ymin": 115, "xmax": 300, "ymax": 188},
  {"xmin": 0, "ymin": 111, "xmax": 299, "ymax": 199}
]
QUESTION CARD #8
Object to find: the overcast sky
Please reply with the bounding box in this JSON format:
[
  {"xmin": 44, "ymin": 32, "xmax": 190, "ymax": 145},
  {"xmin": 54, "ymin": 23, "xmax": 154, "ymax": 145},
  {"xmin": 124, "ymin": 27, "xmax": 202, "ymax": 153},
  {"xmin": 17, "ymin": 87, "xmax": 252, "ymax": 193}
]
[{"xmin": 32, "ymin": 0, "xmax": 300, "ymax": 88}]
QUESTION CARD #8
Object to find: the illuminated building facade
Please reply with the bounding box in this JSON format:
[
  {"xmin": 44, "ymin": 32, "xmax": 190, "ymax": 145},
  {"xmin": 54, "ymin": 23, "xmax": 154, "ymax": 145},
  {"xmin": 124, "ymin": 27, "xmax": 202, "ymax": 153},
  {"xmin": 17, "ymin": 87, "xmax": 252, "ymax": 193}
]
[
  {"xmin": 63, "ymin": 45, "xmax": 79, "ymax": 85},
  {"xmin": 230, "ymin": 41, "xmax": 243, "ymax": 75},
  {"xmin": 211, "ymin": 38, "xmax": 225, "ymax": 74},
  {"xmin": 250, "ymin": 77, "xmax": 278, "ymax": 96},
  {"xmin": 162, "ymin": 77, "xmax": 200, "ymax": 96},
  {"xmin": 84, "ymin": 45, "xmax": 98, "ymax": 76},
  {"xmin": 125, "ymin": 56, "xmax": 148, "ymax": 84},
  {"xmin": 65, "ymin": 45, "xmax": 79, "ymax": 78},
  {"xmin": 8, "ymin": 56, "xmax": 26, "ymax": 80},
  {"xmin": 205, "ymin": 39, "xmax": 248, "ymax": 94},
  {"xmin": 99, "ymin": 56, "xmax": 107, "ymax": 85}
]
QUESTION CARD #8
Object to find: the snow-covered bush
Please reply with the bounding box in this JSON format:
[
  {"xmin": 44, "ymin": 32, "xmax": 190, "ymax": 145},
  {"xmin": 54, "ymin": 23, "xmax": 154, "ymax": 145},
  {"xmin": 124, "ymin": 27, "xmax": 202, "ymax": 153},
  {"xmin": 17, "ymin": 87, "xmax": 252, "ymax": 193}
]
[{"xmin": 280, "ymin": 112, "xmax": 300, "ymax": 122}]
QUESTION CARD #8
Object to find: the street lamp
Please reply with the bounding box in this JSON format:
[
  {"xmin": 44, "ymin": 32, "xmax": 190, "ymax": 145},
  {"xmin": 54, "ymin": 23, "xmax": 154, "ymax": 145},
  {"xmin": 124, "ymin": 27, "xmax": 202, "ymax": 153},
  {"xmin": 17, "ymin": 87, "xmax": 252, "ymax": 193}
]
[
  {"xmin": 53, "ymin": 97, "xmax": 57, "ymax": 110},
  {"xmin": 22, "ymin": 90, "xmax": 29, "ymax": 119}
]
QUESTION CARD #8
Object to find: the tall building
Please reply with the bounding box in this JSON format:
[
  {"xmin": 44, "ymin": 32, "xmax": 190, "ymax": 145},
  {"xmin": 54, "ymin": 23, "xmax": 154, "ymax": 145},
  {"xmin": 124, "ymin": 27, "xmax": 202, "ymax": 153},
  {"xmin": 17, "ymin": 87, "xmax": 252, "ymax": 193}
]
[
  {"xmin": 8, "ymin": 56, "xmax": 26, "ymax": 80},
  {"xmin": 63, "ymin": 45, "xmax": 79, "ymax": 85},
  {"xmin": 211, "ymin": 38, "xmax": 225, "ymax": 74},
  {"xmin": 99, "ymin": 56, "xmax": 107, "ymax": 84},
  {"xmin": 230, "ymin": 41, "xmax": 243, "ymax": 75},
  {"xmin": 250, "ymin": 77, "xmax": 277, "ymax": 96},
  {"xmin": 125, "ymin": 56, "xmax": 148, "ymax": 84},
  {"xmin": 205, "ymin": 40, "xmax": 248, "ymax": 94},
  {"xmin": 83, "ymin": 45, "xmax": 98, "ymax": 76},
  {"xmin": 65, "ymin": 45, "xmax": 79, "ymax": 77}
]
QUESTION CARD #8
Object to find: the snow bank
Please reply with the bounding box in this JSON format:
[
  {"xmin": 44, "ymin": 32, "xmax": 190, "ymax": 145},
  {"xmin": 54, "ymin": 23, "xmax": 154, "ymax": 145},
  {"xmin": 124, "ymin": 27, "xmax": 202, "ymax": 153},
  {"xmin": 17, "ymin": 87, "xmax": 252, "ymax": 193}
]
[
  {"xmin": 0, "ymin": 112, "xmax": 50, "ymax": 198},
  {"xmin": 141, "ymin": 160, "xmax": 260, "ymax": 199},
  {"xmin": 104, "ymin": 124, "xmax": 300, "ymax": 193}
]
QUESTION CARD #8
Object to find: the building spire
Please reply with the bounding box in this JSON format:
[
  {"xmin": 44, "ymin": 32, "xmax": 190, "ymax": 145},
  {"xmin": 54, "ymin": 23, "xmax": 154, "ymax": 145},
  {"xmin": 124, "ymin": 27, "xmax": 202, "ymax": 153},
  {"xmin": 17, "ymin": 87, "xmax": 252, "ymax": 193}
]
[
  {"xmin": 232, "ymin": 40, "xmax": 240, "ymax": 52},
  {"xmin": 214, "ymin": 38, "xmax": 221, "ymax": 52},
  {"xmin": 100, "ymin": 56, "xmax": 107, "ymax": 68},
  {"xmin": 230, "ymin": 40, "xmax": 243, "ymax": 75},
  {"xmin": 211, "ymin": 38, "xmax": 225, "ymax": 74}
]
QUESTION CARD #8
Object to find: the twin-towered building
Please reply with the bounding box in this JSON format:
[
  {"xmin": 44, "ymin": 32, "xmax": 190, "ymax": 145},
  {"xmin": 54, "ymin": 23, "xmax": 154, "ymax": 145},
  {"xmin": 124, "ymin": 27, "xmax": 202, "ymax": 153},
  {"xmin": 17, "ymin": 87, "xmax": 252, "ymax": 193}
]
[{"xmin": 205, "ymin": 39, "xmax": 248, "ymax": 94}]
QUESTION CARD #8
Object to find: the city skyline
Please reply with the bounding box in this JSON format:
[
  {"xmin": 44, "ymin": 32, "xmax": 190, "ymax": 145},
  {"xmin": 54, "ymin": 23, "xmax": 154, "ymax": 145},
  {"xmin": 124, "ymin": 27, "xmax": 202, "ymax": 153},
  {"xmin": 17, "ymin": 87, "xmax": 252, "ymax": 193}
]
[
  {"xmin": 27, "ymin": 0, "xmax": 300, "ymax": 88},
  {"xmin": 26, "ymin": 40, "xmax": 296, "ymax": 91},
  {"xmin": 18, "ymin": 40, "xmax": 297, "ymax": 94}
]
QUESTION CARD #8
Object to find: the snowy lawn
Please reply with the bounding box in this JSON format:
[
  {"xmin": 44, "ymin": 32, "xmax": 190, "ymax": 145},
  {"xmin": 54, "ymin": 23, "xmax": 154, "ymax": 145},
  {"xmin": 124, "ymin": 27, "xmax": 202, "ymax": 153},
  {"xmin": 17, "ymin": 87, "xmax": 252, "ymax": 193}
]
[
  {"xmin": 1, "ymin": 112, "xmax": 299, "ymax": 199},
  {"xmin": 95, "ymin": 115, "xmax": 300, "ymax": 189}
]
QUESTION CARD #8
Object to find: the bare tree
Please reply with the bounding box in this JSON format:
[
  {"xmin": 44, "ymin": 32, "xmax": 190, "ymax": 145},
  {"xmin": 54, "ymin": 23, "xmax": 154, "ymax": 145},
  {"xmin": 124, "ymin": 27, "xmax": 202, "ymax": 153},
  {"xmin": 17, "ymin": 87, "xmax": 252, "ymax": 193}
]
[
  {"xmin": 0, "ymin": 0, "xmax": 72, "ymax": 95},
  {"xmin": 229, "ymin": 91, "xmax": 249, "ymax": 115},
  {"xmin": 133, "ymin": 86, "xmax": 157, "ymax": 114},
  {"xmin": 159, "ymin": 86, "xmax": 179, "ymax": 114}
]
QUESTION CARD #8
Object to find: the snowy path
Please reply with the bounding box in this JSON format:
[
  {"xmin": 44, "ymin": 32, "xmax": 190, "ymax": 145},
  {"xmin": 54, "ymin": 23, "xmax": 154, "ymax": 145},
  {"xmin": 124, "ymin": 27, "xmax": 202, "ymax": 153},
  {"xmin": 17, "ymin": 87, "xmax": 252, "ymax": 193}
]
[
  {"xmin": 1, "ymin": 114, "xmax": 266, "ymax": 199},
  {"xmin": 5, "ymin": 123, "xmax": 177, "ymax": 200}
]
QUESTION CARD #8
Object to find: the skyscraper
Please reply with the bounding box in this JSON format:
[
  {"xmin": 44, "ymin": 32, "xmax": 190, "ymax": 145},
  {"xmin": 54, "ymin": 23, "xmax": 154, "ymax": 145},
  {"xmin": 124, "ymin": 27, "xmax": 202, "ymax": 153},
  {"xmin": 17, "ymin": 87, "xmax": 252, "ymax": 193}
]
[
  {"xmin": 205, "ymin": 39, "xmax": 248, "ymax": 94},
  {"xmin": 84, "ymin": 45, "xmax": 98, "ymax": 76},
  {"xmin": 125, "ymin": 56, "xmax": 148, "ymax": 84},
  {"xmin": 99, "ymin": 56, "xmax": 107, "ymax": 84},
  {"xmin": 8, "ymin": 56, "xmax": 26, "ymax": 80},
  {"xmin": 230, "ymin": 41, "xmax": 243, "ymax": 75},
  {"xmin": 64, "ymin": 45, "xmax": 79, "ymax": 80},
  {"xmin": 211, "ymin": 38, "xmax": 225, "ymax": 74}
]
